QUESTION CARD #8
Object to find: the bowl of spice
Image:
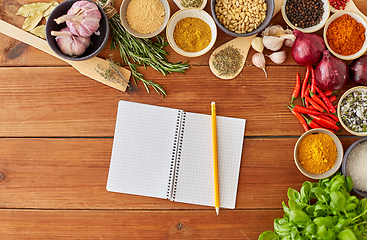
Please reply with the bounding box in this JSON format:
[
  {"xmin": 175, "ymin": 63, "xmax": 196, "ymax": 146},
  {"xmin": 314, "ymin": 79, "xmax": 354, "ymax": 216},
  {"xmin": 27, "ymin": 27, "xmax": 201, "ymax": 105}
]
[
  {"xmin": 338, "ymin": 86, "xmax": 367, "ymax": 136},
  {"xmin": 294, "ymin": 128, "xmax": 343, "ymax": 179},
  {"xmin": 211, "ymin": 0, "xmax": 274, "ymax": 37},
  {"xmin": 282, "ymin": 0, "xmax": 330, "ymax": 33},
  {"xmin": 173, "ymin": 0, "xmax": 207, "ymax": 9},
  {"xmin": 120, "ymin": 0, "xmax": 170, "ymax": 39},
  {"xmin": 324, "ymin": 11, "xmax": 367, "ymax": 60},
  {"xmin": 166, "ymin": 8, "xmax": 217, "ymax": 57},
  {"xmin": 341, "ymin": 137, "xmax": 367, "ymax": 198}
]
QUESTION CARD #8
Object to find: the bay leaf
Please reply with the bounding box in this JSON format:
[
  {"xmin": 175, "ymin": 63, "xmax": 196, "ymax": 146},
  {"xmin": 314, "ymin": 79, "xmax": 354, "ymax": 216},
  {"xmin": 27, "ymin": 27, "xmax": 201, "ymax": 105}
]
[
  {"xmin": 22, "ymin": 11, "xmax": 43, "ymax": 31},
  {"xmin": 16, "ymin": 2, "xmax": 55, "ymax": 17},
  {"xmin": 29, "ymin": 25, "xmax": 46, "ymax": 39},
  {"xmin": 43, "ymin": 2, "xmax": 59, "ymax": 17}
]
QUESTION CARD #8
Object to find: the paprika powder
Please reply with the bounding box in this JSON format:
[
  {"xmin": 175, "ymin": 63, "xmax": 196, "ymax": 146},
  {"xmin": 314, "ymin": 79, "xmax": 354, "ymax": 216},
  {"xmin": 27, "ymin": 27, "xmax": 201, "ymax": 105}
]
[{"xmin": 326, "ymin": 14, "xmax": 366, "ymax": 56}]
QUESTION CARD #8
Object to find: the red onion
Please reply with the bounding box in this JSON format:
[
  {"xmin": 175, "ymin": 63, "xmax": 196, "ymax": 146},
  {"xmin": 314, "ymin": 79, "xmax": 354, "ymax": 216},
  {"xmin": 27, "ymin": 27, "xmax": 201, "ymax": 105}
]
[
  {"xmin": 315, "ymin": 50, "xmax": 348, "ymax": 91},
  {"xmin": 350, "ymin": 55, "xmax": 367, "ymax": 86},
  {"xmin": 291, "ymin": 29, "xmax": 325, "ymax": 66}
]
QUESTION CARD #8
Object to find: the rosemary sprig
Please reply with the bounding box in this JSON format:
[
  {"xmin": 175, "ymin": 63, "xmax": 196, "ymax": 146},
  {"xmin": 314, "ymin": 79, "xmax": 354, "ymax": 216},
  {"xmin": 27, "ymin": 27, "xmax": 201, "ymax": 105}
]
[{"xmin": 97, "ymin": 0, "xmax": 190, "ymax": 96}]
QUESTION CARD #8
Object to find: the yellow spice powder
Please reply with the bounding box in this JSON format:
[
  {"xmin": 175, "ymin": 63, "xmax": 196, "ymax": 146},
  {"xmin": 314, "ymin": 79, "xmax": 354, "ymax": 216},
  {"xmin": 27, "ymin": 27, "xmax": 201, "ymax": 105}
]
[{"xmin": 297, "ymin": 133, "xmax": 337, "ymax": 174}]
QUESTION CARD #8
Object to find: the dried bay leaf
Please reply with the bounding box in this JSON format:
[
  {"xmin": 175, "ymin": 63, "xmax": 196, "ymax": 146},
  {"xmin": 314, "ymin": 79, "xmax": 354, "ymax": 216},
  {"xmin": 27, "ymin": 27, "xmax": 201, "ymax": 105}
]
[
  {"xmin": 29, "ymin": 25, "xmax": 46, "ymax": 39},
  {"xmin": 22, "ymin": 11, "xmax": 43, "ymax": 31},
  {"xmin": 44, "ymin": 2, "xmax": 59, "ymax": 17},
  {"xmin": 16, "ymin": 2, "xmax": 55, "ymax": 17}
]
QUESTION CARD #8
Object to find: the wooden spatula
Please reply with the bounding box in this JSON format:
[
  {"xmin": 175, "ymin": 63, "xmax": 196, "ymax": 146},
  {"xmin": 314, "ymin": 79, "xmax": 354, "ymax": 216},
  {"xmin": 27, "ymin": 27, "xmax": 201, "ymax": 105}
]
[
  {"xmin": 0, "ymin": 19, "xmax": 130, "ymax": 92},
  {"xmin": 209, "ymin": 0, "xmax": 283, "ymax": 79}
]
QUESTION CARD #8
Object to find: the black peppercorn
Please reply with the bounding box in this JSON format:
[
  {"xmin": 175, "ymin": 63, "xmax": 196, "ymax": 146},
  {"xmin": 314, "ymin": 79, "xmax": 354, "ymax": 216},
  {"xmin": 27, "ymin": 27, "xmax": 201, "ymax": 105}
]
[{"xmin": 285, "ymin": 0, "xmax": 324, "ymax": 28}]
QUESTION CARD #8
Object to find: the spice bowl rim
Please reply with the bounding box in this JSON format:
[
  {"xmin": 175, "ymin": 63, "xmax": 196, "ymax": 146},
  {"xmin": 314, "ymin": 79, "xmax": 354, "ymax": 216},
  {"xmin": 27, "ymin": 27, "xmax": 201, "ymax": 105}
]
[
  {"xmin": 172, "ymin": 0, "xmax": 207, "ymax": 10},
  {"xmin": 337, "ymin": 86, "xmax": 367, "ymax": 136},
  {"xmin": 45, "ymin": 0, "xmax": 110, "ymax": 61},
  {"xmin": 341, "ymin": 137, "xmax": 367, "ymax": 198},
  {"xmin": 323, "ymin": 10, "xmax": 367, "ymax": 61},
  {"xmin": 166, "ymin": 8, "xmax": 217, "ymax": 57},
  {"xmin": 210, "ymin": 0, "xmax": 275, "ymax": 38},
  {"xmin": 119, "ymin": 0, "xmax": 170, "ymax": 39},
  {"xmin": 281, "ymin": 0, "xmax": 330, "ymax": 33},
  {"xmin": 294, "ymin": 128, "xmax": 344, "ymax": 179}
]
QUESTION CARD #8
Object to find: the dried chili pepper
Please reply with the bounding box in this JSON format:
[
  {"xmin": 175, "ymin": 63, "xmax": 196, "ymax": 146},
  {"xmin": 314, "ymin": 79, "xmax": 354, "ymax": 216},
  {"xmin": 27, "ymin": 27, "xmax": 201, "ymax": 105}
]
[
  {"xmin": 302, "ymin": 114, "xmax": 336, "ymax": 133},
  {"xmin": 328, "ymin": 95, "xmax": 337, "ymax": 103},
  {"xmin": 289, "ymin": 104, "xmax": 323, "ymax": 116},
  {"xmin": 287, "ymin": 106, "xmax": 309, "ymax": 132},
  {"xmin": 291, "ymin": 72, "xmax": 301, "ymax": 103},
  {"xmin": 310, "ymin": 66, "xmax": 316, "ymax": 94},
  {"xmin": 309, "ymin": 114, "xmax": 340, "ymax": 131},
  {"xmin": 301, "ymin": 65, "xmax": 310, "ymax": 106},
  {"xmin": 305, "ymin": 95, "xmax": 325, "ymax": 112},
  {"xmin": 325, "ymin": 112, "xmax": 339, "ymax": 122},
  {"xmin": 316, "ymin": 86, "xmax": 336, "ymax": 114},
  {"xmin": 310, "ymin": 92, "xmax": 330, "ymax": 113}
]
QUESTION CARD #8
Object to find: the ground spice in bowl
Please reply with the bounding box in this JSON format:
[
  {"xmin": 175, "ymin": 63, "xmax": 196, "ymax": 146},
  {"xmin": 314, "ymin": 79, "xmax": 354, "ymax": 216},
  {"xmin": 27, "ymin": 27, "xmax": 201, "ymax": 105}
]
[
  {"xmin": 326, "ymin": 14, "xmax": 366, "ymax": 56},
  {"xmin": 297, "ymin": 132, "xmax": 337, "ymax": 174},
  {"xmin": 173, "ymin": 17, "xmax": 211, "ymax": 52},
  {"xmin": 285, "ymin": 0, "xmax": 324, "ymax": 28}
]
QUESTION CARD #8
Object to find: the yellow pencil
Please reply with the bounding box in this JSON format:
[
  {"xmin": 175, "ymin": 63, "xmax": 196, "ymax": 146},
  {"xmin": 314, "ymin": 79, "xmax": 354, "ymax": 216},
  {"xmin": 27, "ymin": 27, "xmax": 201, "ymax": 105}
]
[{"xmin": 211, "ymin": 102, "xmax": 220, "ymax": 216}]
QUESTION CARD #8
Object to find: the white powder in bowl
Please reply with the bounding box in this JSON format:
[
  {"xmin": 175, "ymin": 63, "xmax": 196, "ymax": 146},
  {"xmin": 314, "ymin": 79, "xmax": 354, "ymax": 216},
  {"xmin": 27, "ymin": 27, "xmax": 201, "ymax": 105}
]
[{"xmin": 346, "ymin": 141, "xmax": 367, "ymax": 192}]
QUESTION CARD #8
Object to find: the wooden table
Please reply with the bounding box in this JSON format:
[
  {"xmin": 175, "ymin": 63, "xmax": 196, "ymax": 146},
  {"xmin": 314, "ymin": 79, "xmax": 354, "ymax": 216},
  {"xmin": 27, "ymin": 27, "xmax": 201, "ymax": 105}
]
[{"xmin": 0, "ymin": 0, "xmax": 366, "ymax": 238}]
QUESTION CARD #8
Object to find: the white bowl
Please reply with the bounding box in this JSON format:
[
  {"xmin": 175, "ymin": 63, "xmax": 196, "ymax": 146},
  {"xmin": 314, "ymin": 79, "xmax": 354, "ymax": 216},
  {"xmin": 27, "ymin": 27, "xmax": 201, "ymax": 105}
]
[
  {"xmin": 282, "ymin": 0, "xmax": 330, "ymax": 33},
  {"xmin": 173, "ymin": 0, "xmax": 207, "ymax": 10},
  {"xmin": 120, "ymin": 0, "xmax": 170, "ymax": 39},
  {"xmin": 294, "ymin": 129, "xmax": 343, "ymax": 179},
  {"xmin": 166, "ymin": 8, "xmax": 217, "ymax": 57},
  {"xmin": 337, "ymin": 86, "xmax": 367, "ymax": 136},
  {"xmin": 324, "ymin": 11, "xmax": 367, "ymax": 60}
]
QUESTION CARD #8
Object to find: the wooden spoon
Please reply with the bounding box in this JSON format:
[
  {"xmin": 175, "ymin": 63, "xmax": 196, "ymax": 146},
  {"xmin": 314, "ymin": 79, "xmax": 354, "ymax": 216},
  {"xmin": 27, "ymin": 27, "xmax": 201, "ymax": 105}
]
[
  {"xmin": 330, "ymin": 0, "xmax": 367, "ymax": 23},
  {"xmin": 0, "ymin": 19, "xmax": 130, "ymax": 92},
  {"xmin": 209, "ymin": 0, "xmax": 283, "ymax": 79}
]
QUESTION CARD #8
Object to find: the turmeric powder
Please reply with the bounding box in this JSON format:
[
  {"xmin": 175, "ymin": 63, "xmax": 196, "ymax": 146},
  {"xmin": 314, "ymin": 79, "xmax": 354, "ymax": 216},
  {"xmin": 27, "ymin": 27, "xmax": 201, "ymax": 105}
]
[
  {"xmin": 297, "ymin": 133, "xmax": 337, "ymax": 174},
  {"xmin": 173, "ymin": 17, "xmax": 211, "ymax": 52}
]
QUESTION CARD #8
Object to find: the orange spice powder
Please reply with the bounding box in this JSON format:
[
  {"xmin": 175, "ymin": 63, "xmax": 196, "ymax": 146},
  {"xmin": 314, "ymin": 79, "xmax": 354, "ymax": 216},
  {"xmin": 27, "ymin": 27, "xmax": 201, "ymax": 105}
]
[{"xmin": 326, "ymin": 14, "xmax": 366, "ymax": 56}]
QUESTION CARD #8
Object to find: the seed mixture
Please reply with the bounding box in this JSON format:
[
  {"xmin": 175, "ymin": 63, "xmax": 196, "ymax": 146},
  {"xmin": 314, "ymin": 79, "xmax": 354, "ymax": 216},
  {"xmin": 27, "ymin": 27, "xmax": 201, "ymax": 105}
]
[
  {"xmin": 340, "ymin": 89, "xmax": 367, "ymax": 133},
  {"xmin": 285, "ymin": 0, "xmax": 324, "ymax": 28}
]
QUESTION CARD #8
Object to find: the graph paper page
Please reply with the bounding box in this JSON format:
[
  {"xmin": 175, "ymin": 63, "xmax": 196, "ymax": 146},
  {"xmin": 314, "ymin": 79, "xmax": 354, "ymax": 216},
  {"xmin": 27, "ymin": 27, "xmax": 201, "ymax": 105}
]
[
  {"xmin": 172, "ymin": 112, "xmax": 246, "ymax": 208},
  {"xmin": 106, "ymin": 100, "xmax": 180, "ymax": 199}
]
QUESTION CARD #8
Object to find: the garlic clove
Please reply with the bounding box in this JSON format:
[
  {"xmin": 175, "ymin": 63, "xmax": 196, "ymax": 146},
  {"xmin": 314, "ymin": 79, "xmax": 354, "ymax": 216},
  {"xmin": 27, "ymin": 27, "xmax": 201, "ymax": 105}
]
[
  {"xmin": 251, "ymin": 37, "xmax": 264, "ymax": 53},
  {"xmin": 252, "ymin": 52, "xmax": 267, "ymax": 78},
  {"xmin": 262, "ymin": 36, "xmax": 284, "ymax": 51},
  {"xmin": 267, "ymin": 51, "xmax": 287, "ymax": 64},
  {"xmin": 262, "ymin": 24, "xmax": 285, "ymax": 37},
  {"xmin": 284, "ymin": 38, "xmax": 294, "ymax": 47}
]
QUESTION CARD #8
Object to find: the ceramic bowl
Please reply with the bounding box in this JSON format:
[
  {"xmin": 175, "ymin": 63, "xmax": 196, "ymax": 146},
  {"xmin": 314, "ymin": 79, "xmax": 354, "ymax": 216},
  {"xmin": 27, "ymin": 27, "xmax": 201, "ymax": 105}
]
[
  {"xmin": 294, "ymin": 128, "xmax": 343, "ymax": 179},
  {"xmin": 323, "ymin": 11, "xmax": 367, "ymax": 60},
  {"xmin": 341, "ymin": 137, "xmax": 367, "ymax": 198},
  {"xmin": 282, "ymin": 0, "xmax": 330, "ymax": 33},
  {"xmin": 210, "ymin": 0, "xmax": 275, "ymax": 37},
  {"xmin": 337, "ymin": 86, "xmax": 367, "ymax": 136},
  {"xmin": 166, "ymin": 8, "xmax": 217, "ymax": 57},
  {"xmin": 173, "ymin": 0, "xmax": 207, "ymax": 9},
  {"xmin": 45, "ymin": 0, "xmax": 109, "ymax": 61},
  {"xmin": 120, "ymin": 0, "xmax": 170, "ymax": 39}
]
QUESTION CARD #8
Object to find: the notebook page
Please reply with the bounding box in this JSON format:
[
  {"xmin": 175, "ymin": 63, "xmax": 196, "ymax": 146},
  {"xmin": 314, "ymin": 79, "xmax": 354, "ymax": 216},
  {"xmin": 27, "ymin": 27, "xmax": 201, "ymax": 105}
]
[
  {"xmin": 172, "ymin": 112, "xmax": 246, "ymax": 208},
  {"xmin": 106, "ymin": 101, "xmax": 180, "ymax": 199}
]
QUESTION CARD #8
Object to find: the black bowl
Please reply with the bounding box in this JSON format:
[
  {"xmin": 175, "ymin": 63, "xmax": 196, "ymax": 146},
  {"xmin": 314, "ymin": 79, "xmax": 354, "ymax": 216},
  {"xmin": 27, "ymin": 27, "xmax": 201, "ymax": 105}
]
[
  {"xmin": 45, "ymin": 0, "xmax": 109, "ymax": 61},
  {"xmin": 210, "ymin": 0, "xmax": 275, "ymax": 37},
  {"xmin": 341, "ymin": 137, "xmax": 367, "ymax": 198}
]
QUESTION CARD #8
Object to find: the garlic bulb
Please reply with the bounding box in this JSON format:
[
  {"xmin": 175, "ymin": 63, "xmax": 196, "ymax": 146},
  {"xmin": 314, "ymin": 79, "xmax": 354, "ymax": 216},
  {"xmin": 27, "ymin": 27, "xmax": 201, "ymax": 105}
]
[
  {"xmin": 262, "ymin": 36, "xmax": 284, "ymax": 51},
  {"xmin": 251, "ymin": 37, "xmax": 264, "ymax": 53},
  {"xmin": 267, "ymin": 51, "xmax": 287, "ymax": 64},
  {"xmin": 262, "ymin": 25, "xmax": 285, "ymax": 37},
  {"xmin": 52, "ymin": 27, "xmax": 90, "ymax": 56},
  {"xmin": 252, "ymin": 53, "xmax": 267, "ymax": 78},
  {"xmin": 54, "ymin": 0, "xmax": 101, "ymax": 37}
]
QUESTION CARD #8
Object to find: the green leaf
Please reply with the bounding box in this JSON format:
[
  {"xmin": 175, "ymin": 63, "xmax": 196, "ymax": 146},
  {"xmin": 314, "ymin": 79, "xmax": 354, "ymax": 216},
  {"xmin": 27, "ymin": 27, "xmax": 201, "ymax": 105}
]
[
  {"xmin": 274, "ymin": 219, "xmax": 294, "ymax": 236},
  {"xmin": 346, "ymin": 203, "xmax": 357, "ymax": 212},
  {"xmin": 330, "ymin": 177, "xmax": 345, "ymax": 192},
  {"xmin": 282, "ymin": 201, "xmax": 290, "ymax": 215},
  {"xmin": 305, "ymin": 222, "xmax": 317, "ymax": 236},
  {"xmin": 330, "ymin": 191, "xmax": 347, "ymax": 212},
  {"xmin": 333, "ymin": 218, "xmax": 350, "ymax": 233},
  {"xmin": 317, "ymin": 225, "xmax": 336, "ymax": 240},
  {"xmin": 300, "ymin": 181, "xmax": 312, "ymax": 203},
  {"xmin": 337, "ymin": 229, "xmax": 357, "ymax": 240},
  {"xmin": 16, "ymin": 2, "xmax": 55, "ymax": 17},
  {"xmin": 290, "ymin": 227, "xmax": 302, "ymax": 240},
  {"xmin": 345, "ymin": 176, "xmax": 353, "ymax": 192},
  {"xmin": 258, "ymin": 231, "xmax": 279, "ymax": 240},
  {"xmin": 289, "ymin": 209, "xmax": 311, "ymax": 227},
  {"xmin": 311, "ymin": 187, "xmax": 329, "ymax": 202},
  {"xmin": 287, "ymin": 188, "xmax": 301, "ymax": 201},
  {"xmin": 288, "ymin": 199, "xmax": 299, "ymax": 210},
  {"xmin": 314, "ymin": 216, "xmax": 338, "ymax": 228}
]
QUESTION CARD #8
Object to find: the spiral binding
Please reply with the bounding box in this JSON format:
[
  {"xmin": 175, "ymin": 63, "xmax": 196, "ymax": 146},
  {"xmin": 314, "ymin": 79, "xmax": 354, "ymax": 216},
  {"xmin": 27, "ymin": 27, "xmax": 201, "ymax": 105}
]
[{"xmin": 166, "ymin": 110, "xmax": 186, "ymax": 200}]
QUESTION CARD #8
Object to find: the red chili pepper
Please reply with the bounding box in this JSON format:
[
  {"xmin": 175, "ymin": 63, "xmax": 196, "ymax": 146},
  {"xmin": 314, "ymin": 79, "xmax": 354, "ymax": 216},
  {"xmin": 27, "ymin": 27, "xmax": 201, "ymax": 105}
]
[
  {"xmin": 291, "ymin": 72, "xmax": 301, "ymax": 103},
  {"xmin": 310, "ymin": 92, "xmax": 330, "ymax": 113},
  {"xmin": 302, "ymin": 114, "xmax": 336, "ymax": 133},
  {"xmin": 287, "ymin": 106, "xmax": 309, "ymax": 132},
  {"xmin": 301, "ymin": 65, "xmax": 310, "ymax": 106},
  {"xmin": 316, "ymin": 86, "xmax": 336, "ymax": 114},
  {"xmin": 306, "ymin": 84, "xmax": 311, "ymax": 97},
  {"xmin": 309, "ymin": 114, "xmax": 340, "ymax": 131},
  {"xmin": 325, "ymin": 112, "xmax": 339, "ymax": 122},
  {"xmin": 310, "ymin": 66, "xmax": 316, "ymax": 94},
  {"xmin": 289, "ymin": 104, "xmax": 324, "ymax": 115},
  {"xmin": 308, "ymin": 105, "xmax": 316, "ymax": 110},
  {"xmin": 324, "ymin": 91, "xmax": 333, "ymax": 97},
  {"xmin": 328, "ymin": 95, "xmax": 337, "ymax": 103},
  {"xmin": 305, "ymin": 95, "xmax": 325, "ymax": 112},
  {"xmin": 305, "ymin": 97, "xmax": 310, "ymax": 108}
]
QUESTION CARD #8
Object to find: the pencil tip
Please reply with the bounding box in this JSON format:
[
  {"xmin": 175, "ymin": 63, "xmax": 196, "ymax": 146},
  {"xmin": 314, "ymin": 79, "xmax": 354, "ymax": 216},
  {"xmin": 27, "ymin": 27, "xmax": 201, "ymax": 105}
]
[{"xmin": 216, "ymin": 207, "xmax": 220, "ymax": 216}]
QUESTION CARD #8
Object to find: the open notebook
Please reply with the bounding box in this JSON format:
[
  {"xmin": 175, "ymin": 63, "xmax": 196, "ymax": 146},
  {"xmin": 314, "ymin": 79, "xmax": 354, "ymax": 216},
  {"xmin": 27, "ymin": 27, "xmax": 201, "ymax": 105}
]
[{"xmin": 106, "ymin": 100, "xmax": 246, "ymax": 208}]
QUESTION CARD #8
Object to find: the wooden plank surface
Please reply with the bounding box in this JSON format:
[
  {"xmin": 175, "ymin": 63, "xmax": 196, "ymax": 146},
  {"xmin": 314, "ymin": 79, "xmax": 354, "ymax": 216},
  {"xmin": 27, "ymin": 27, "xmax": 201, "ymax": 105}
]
[{"xmin": 0, "ymin": 0, "xmax": 366, "ymax": 239}]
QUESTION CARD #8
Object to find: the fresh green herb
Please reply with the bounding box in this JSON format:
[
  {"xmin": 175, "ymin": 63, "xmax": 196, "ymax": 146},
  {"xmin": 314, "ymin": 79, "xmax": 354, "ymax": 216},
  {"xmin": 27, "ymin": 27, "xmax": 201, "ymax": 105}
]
[
  {"xmin": 259, "ymin": 172, "xmax": 367, "ymax": 240},
  {"xmin": 96, "ymin": 57, "xmax": 129, "ymax": 88},
  {"xmin": 97, "ymin": 0, "xmax": 190, "ymax": 96}
]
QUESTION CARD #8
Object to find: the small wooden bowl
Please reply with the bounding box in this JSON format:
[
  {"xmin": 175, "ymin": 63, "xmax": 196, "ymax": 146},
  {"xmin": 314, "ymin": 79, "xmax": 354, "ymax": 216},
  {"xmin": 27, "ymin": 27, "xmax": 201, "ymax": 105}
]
[{"xmin": 294, "ymin": 129, "xmax": 343, "ymax": 179}]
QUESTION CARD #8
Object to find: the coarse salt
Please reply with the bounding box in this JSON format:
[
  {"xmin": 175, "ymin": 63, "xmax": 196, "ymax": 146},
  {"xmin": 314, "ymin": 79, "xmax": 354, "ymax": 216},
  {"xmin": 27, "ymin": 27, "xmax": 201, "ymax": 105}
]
[{"xmin": 346, "ymin": 141, "xmax": 367, "ymax": 193}]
